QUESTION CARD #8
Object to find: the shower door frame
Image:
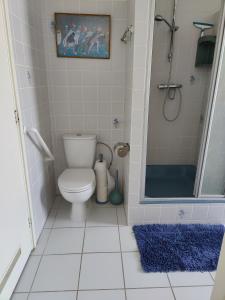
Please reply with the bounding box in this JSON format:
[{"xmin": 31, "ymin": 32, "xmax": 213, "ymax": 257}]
[
  {"xmin": 142, "ymin": 0, "xmax": 225, "ymax": 204},
  {"xmin": 194, "ymin": 0, "xmax": 225, "ymax": 199}
]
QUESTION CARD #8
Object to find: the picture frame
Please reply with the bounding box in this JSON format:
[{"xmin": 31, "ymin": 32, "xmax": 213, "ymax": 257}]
[{"xmin": 55, "ymin": 13, "xmax": 111, "ymax": 59}]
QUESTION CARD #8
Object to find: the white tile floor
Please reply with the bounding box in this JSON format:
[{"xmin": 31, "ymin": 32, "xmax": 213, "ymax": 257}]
[{"xmin": 12, "ymin": 198, "xmax": 216, "ymax": 300}]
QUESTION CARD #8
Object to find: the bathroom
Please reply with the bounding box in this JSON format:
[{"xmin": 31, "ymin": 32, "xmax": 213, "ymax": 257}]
[{"xmin": 1, "ymin": 0, "xmax": 225, "ymax": 299}]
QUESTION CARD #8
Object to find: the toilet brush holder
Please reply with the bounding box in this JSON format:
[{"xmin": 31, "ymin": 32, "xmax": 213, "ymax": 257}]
[{"xmin": 109, "ymin": 170, "xmax": 123, "ymax": 205}]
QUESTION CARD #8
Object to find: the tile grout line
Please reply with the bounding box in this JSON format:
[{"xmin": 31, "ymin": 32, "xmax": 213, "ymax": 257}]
[
  {"xmin": 116, "ymin": 206, "xmax": 127, "ymax": 300},
  {"xmin": 15, "ymin": 285, "xmax": 215, "ymax": 294},
  {"xmin": 15, "ymin": 282, "xmax": 214, "ymax": 296},
  {"xmin": 166, "ymin": 273, "xmax": 177, "ymax": 300},
  {"xmin": 76, "ymin": 206, "xmax": 88, "ymax": 300},
  {"xmin": 47, "ymin": 225, "xmax": 119, "ymax": 229},
  {"xmin": 27, "ymin": 202, "xmax": 59, "ymax": 298},
  {"xmin": 169, "ymin": 284, "xmax": 214, "ymax": 288},
  {"xmin": 33, "ymin": 250, "xmax": 139, "ymax": 256}
]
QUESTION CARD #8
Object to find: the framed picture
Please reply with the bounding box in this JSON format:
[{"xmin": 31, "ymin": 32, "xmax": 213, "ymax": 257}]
[{"xmin": 55, "ymin": 13, "xmax": 111, "ymax": 59}]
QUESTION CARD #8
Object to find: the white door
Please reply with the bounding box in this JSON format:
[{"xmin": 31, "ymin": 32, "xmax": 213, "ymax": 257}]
[{"xmin": 0, "ymin": 1, "xmax": 33, "ymax": 299}]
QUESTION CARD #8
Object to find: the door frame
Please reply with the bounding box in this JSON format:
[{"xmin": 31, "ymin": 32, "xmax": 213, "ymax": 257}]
[
  {"xmin": 1, "ymin": 0, "xmax": 35, "ymax": 244},
  {"xmin": 141, "ymin": 0, "xmax": 225, "ymax": 203},
  {"xmin": 140, "ymin": 0, "xmax": 156, "ymax": 202}
]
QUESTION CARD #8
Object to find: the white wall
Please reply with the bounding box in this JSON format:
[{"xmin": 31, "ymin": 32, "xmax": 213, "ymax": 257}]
[
  {"xmin": 41, "ymin": 0, "xmax": 128, "ymax": 184},
  {"xmin": 147, "ymin": 0, "xmax": 220, "ymax": 165},
  {"xmin": 8, "ymin": 0, "xmax": 55, "ymax": 240}
]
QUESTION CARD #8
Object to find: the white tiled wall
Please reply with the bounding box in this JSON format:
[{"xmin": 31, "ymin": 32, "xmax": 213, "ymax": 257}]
[
  {"xmin": 128, "ymin": 204, "xmax": 225, "ymax": 225},
  {"xmin": 147, "ymin": 0, "xmax": 221, "ymax": 165},
  {"xmin": 8, "ymin": 0, "xmax": 55, "ymax": 241},
  {"xmin": 41, "ymin": 0, "xmax": 128, "ymax": 183}
]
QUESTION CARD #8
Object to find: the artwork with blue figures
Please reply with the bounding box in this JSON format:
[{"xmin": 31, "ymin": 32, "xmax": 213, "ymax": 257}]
[{"xmin": 55, "ymin": 14, "xmax": 110, "ymax": 59}]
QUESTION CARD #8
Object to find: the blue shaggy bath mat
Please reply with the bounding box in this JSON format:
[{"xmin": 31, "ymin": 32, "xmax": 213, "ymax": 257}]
[{"xmin": 133, "ymin": 224, "xmax": 224, "ymax": 273}]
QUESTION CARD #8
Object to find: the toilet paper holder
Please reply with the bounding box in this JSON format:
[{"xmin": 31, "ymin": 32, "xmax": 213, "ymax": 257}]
[{"xmin": 114, "ymin": 142, "xmax": 130, "ymax": 158}]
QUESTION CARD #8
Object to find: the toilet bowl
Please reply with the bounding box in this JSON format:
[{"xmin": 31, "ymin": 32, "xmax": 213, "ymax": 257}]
[
  {"xmin": 58, "ymin": 168, "xmax": 96, "ymax": 221},
  {"xmin": 58, "ymin": 134, "xmax": 97, "ymax": 221}
]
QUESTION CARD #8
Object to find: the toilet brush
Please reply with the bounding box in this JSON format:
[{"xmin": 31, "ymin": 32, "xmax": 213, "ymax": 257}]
[{"xmin": 109, "ymin": 170, "xmax": 123, "ymax": 205}]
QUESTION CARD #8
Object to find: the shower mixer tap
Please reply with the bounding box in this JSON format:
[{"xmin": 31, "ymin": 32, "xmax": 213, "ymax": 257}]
[{"xmin": 158, "ymin": 84, "xmax": 183, "ymax": 90}]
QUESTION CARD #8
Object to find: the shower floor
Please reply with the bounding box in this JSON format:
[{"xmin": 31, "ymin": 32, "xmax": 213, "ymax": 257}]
[{"xmin": 145, "ymin": 165, "xmax": 196, "ymax": 198}]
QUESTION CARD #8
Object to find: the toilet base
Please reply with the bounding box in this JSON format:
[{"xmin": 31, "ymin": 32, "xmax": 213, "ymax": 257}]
[{"xmin": 70, "ymin": 202, "xmax": 87, "ymax": 223}]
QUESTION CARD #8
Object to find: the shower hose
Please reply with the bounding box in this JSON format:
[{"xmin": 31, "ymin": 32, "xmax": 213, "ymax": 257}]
[
  {"xmin": 162, "ymin": 36, "xmax": 182, "ymax": 122},
  {"xmin": 163, "ymin": 87, "xmax": 182, "ymax": 122}
]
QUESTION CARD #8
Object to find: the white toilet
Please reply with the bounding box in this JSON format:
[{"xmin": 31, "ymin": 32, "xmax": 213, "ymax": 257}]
[{"xmin": 58, "ymin": 134, "xmax": 96, "ymax": 221}]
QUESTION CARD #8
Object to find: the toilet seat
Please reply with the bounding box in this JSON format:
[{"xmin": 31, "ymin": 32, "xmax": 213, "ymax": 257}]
[{"xmin": 58, "ymin": 168, "xmax": 95, "ymax": 193}]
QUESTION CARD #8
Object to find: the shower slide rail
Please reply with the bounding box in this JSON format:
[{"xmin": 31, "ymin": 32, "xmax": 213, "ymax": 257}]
[{"xmin": 24, "ymin": 127, "xmax": 54, "ymax": 161}]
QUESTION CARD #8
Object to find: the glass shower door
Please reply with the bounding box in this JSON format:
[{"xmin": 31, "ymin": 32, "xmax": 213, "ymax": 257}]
[
  {"xmin": 201, "ymin": 111, "xmax": 225, "ymax": 197},
  {"xmin": 197, "ymin": 10, "xmax": 225, "ymax": 197}
]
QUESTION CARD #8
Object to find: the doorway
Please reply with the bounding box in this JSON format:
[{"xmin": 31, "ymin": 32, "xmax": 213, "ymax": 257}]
[{"xmin": 145, "ymin": 0, "xmax": 225, "ymax": 199}]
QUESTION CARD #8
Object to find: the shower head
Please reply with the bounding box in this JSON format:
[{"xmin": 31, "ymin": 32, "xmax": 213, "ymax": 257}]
[{"xmin": 155, "ymin": 14, "xmax": 179, "ymax": 31}]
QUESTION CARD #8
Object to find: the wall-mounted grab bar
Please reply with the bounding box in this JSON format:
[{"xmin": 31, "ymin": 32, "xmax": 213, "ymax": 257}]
[
  {"xmin": 24, "ymin": 127, "xmax": 54, "ymax": 161},
  {"xmin": 158, "ymin": 83, "xmax": 183, "ymax": 89}
]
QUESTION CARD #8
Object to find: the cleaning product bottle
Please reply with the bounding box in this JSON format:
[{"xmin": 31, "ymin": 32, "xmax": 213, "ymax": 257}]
[{"xmin": 109, "ymin": 170, "xmax": 123, "ymax": 205}]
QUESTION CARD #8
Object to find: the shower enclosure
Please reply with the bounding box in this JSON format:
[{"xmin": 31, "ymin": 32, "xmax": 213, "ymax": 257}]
[{"xmin": 145, "ymin": 0, "xmax": 225, "ymax": 200}]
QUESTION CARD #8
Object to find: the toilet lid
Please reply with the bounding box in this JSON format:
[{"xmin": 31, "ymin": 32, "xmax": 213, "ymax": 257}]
[{"xmin": 58, "ymin": 169, "xmax": 95, "ymax": 193}]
